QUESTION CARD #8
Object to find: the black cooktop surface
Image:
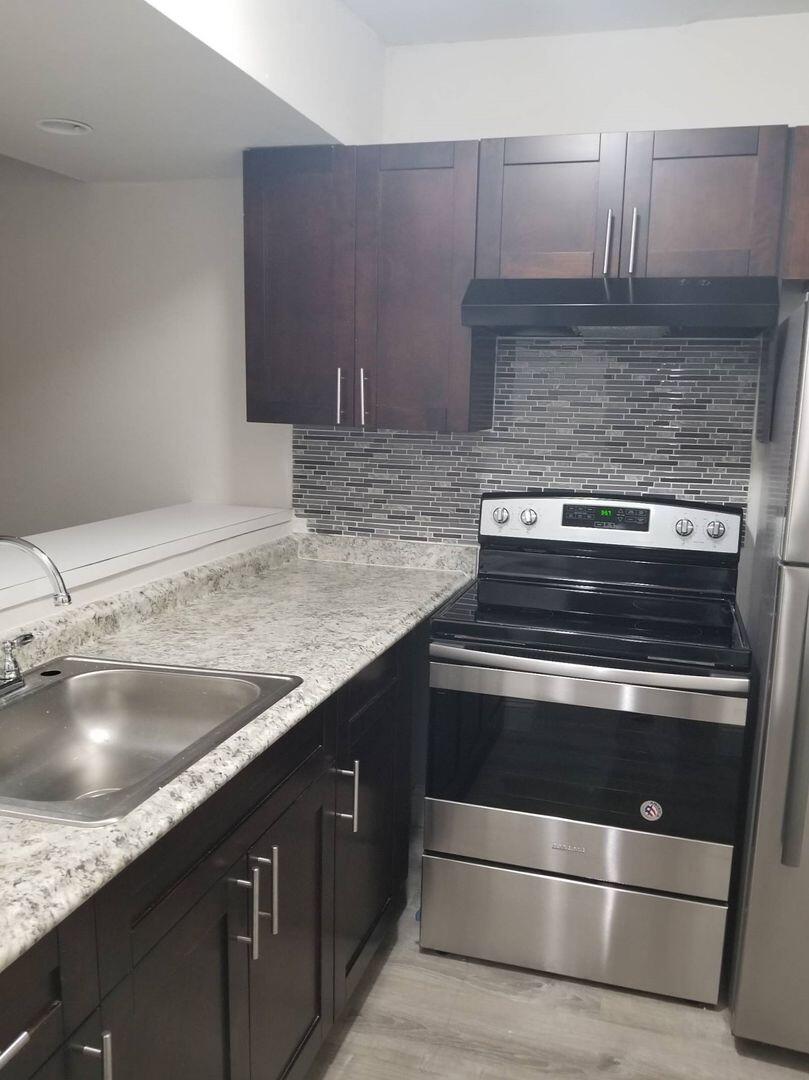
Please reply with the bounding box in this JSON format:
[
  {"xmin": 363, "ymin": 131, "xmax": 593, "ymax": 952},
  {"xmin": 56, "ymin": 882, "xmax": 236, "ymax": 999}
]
[{"xmin": 432, "ymin": 580, "xmax": 751, "ymax": 672}]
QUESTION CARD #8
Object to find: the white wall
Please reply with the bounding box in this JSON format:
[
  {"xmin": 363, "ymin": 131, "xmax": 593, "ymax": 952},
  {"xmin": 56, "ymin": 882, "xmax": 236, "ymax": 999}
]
[
  {"xmin": 383, "ymin": 14, "xmax": 809, "ymax": 142},
  {"xmin": 0, "ymin": 155, "xmax": 291, "ymax": 537},
  {"xmin": 147, "ymin": 0, "xmax": 386, "ymax": 146}
]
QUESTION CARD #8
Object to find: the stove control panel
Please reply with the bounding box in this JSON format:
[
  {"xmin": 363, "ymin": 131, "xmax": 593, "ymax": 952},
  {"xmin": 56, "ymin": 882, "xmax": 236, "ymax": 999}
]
[{"xmin": 480, "ymin": 494, "xmax": 742, "ymax": 555}]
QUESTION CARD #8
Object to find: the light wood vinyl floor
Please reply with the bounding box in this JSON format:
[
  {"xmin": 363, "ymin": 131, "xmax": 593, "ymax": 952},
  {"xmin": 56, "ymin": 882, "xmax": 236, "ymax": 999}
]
[{"xmin": 311, "ymin": 839, "xmax": 809, "ymax": 1080}]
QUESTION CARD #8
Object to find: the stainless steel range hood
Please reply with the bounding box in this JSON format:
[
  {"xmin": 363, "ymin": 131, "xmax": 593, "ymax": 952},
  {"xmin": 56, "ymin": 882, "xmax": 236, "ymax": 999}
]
[{"xmin": 461, "ymin": 277, "xmax": 780, "ymax": 337}]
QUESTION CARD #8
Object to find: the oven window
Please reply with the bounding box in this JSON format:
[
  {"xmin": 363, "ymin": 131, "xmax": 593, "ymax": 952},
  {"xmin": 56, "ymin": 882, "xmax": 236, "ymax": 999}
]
[{"xmin": 427, "ymin": 688, "xmax": 745, "ymax": 844}]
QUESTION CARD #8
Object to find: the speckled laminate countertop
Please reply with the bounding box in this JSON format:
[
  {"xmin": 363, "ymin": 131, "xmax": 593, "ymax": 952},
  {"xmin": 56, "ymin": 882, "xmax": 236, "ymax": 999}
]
[{"xmin": 0, "ymin": 535, "xmax": 473, "ymax": 974}]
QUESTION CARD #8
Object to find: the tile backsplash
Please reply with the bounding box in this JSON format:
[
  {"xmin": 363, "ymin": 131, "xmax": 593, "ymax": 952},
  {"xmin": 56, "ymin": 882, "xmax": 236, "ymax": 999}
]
[{"xmin": 293, "ymin": 336, "xmax": 760, "ymax": 546}]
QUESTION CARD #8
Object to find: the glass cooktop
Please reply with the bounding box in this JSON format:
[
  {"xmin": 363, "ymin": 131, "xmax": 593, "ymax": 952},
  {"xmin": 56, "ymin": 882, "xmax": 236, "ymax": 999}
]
[{"xmin": 432, "ymin": 580, "xmax": 751, "ymax": 672}]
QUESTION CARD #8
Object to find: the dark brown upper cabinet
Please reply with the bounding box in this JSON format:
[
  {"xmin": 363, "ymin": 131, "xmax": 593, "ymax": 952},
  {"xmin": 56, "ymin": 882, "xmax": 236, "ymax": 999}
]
[
  {"xmin": 355, "ymin": 141, "xmax": 483, "ymax": 432},
  {"xmin": 621, "ymin": 126, "xmax": 788, "ymax": 278},
  {"xmin": 780, "ymin": 127, "xmax": 809, "ymax": 280},
  {"xmin": 476, "ymin": 132, "xmax": 628, "ymax": 279},
  {"xmin": 244, "ymin": 146, "xmax": 357, "ymax": 426}
]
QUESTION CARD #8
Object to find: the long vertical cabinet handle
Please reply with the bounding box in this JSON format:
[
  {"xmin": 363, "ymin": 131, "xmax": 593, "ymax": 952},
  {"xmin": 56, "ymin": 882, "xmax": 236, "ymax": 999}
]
[
  {"xmin": 628, "ymin": 207, "xmax": 640, "ymax": 275},
  {"xmin": 336, "ymin": 760, "xmax": 360, "ymax": 833},
  {"xmin": 782, "ymin": 590, "xmax": 809, "ymax": 866},
  {"xmin": 233, "ymin": 865, "xmax": 261, "ymax": 960},
  {"xmin": 359, "ymin": 367, "xmax": 367, "ymax": 427},
  {"xmin": 335, "ymin": 367, "xmax": 342, "ymax": 425},
  {"xmin": 72, "ymin": 1032, "xmax": 114, "ymax": 1080},
  {"xmin": 602, "ymin": 209, "xmax": 615, "ymax": 276},
  {"xmin": 271, "ymin": 846, "xmax": 280, "ymax": 935}
]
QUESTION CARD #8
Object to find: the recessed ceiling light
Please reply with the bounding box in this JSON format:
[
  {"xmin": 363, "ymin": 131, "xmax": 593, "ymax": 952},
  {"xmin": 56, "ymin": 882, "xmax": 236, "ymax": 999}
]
[{"xmin": 37, "ymin": 118, "xmax": 94, "ymax": 136}]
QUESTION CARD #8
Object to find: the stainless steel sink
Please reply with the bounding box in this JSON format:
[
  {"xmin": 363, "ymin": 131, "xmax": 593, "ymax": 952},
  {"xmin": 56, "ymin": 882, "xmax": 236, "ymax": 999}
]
[{"xmin": 0, "ymin": 657, "xmax": 302, "ymax": 826}]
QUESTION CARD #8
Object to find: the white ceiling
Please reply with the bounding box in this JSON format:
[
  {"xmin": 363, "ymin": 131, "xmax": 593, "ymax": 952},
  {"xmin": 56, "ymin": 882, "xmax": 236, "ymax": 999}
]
[
  {"xmin": 0, "ymin": 0, "xmax": 331, "ymax": 182},
  {"xmin": 342, "ymin": 0, "xmax": 809, "ymax": 45}
]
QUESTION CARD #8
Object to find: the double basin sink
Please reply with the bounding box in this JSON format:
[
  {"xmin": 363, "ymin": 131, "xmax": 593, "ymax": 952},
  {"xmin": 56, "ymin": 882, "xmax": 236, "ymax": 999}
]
[{"xmin": 0, "ymin": 657, "xmax": 301, "ymax": 826}]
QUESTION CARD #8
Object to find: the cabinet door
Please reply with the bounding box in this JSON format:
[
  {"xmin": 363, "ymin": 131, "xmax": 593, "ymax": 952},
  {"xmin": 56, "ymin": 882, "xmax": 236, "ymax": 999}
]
[
  {"xmin": 244, "ymin": 146, "xmax": 356, "ymax": 425},
  {"xmin": 621, "ymin": 126, "xmax": 787, "ymax": 277},
  {"xmin": 781, "ymin": 127, "xmax": 809, "ymax": 279},
  {"xmin": 476, "ymin": 132, "xmax": 627, "ymax": 279},
  {"xmin": 334, "ymin": 681, "xmax": 398, "ymax": 1013},
  {"xmin": 248, "ymin": 773, "xmax": 333, "ymax": 1080},
  {"xmin": 110, "ymin": 861, "xmax": 251, "ymax": 1080},
  {"xmin": 355, "ymin": 142, "xmax": 478, "ymax": 432}
]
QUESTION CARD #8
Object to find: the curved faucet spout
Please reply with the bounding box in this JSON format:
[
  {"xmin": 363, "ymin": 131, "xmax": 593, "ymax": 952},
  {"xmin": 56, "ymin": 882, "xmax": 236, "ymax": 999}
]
[{"xmin": 0, "ymin": 537, "xmax": 72, "ymax": 606}]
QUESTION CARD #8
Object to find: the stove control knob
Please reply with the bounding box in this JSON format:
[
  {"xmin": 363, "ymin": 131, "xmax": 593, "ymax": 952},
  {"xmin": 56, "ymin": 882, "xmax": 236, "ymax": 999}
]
[
  {"xmin": 520, "ymin": 508, "xmax": 538, "ymax": 527},
  {"xmin": 492, "ymin": 506, "xmax": 510, "ymax": 525},
  {"xmin": 675, "ymin": 518, "xmax": 694, "ymax": 538},
  {"xmin": 706, "ymin": 520, "xmax": 726, "ymax": 540}
]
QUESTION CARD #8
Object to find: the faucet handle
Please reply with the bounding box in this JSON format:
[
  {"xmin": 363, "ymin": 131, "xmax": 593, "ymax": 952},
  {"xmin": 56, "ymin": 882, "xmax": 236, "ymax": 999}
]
[
  {"xmin": 3, "ymin": 633, "xmax": 34, "ymax": 651},
  {"xmin": 1, "ymin": 633, "xmax": 32, "ymax": 685}
]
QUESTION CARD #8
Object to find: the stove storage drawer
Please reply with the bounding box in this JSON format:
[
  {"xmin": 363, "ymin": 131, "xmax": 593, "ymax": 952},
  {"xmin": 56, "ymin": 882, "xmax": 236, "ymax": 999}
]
[
  {"xmin": 424, "ymin": 798, "xmax": 733, "ymax": 901},
  {"xmin": 420, "ymin": 854, "xmax": 727, "ymax": 1004}
]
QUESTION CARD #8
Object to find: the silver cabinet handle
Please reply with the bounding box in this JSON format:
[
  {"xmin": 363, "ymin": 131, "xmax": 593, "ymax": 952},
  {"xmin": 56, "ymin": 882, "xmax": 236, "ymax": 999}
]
[
  {"xmin": 782, "ymin": 591, "xmax": 809, "ymax": 867},
  {"xmin": 233, "ymin": 864, "xmax": 261, "ymax": 960},
  {"xmin": 335, "ymin": 367, "xmax": 342, "ymax": 425},
  {"xmin": 0, "ymin": 1030, "xmax": 30, "ymax": 1070},
  {"xmin": 251, "ymin": 853, "xmax": 278, "ymax": 935},
  {"xmin": 628, "ymin": 206, "xmax": 639, "ymax": 275},
  {"xmin": 0, "ymin": 1001, "xmax": 62, "ymax": 1071},
  {"xmin": 270, "ymin": 847, "xmax": 279, "ymax": 935},
  {"xmin": 73, "ymin": 1031, "xmax": 113, "ymax": 1080},
  {"xmin": 337, "ymin": 760, "xmax": 360, "ymax": 833},
  {"xmin": 359, "ymin": 367, "xmax": 367, "ymax": 427},
  {"xmin": 602, "ymin": 208, "xmax": 615, "ymax": 276}
]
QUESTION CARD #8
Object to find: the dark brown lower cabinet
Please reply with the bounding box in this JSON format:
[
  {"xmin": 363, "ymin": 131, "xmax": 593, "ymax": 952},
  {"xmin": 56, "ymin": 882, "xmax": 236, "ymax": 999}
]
[
  {"xmin": 120, "ymin": 858, "xmax": 251, "ymax": 1080},
  {"xmin": 334, "ymin": 680, "xmax": 400, "ymax": 1014},
  {"xmin": 248, "ymin": 773, "xmax": 334, "ymax": 1080},
  {"xmin": 16, "ymin": 632, "xmax": 421, "ymax": 1080}
]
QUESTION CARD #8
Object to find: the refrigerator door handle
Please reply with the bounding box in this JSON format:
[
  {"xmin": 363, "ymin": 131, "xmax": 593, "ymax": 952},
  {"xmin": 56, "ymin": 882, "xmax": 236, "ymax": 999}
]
[{"xmin": 782, "ymin": 585, "xmax": 809, "ymax": 866}]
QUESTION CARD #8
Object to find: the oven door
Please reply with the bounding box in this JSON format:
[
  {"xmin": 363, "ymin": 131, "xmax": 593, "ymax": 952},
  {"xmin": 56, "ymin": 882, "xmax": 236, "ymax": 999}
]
[{"xmin": 426, "ymin": 644, "xmax": 749, "ymax": 901}]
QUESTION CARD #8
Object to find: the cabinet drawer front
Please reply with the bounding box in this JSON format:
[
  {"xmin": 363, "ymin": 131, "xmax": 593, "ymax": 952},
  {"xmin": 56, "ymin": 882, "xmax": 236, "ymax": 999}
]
[
  {"xmin": 420, "ymin": 854, "xmax": 726, "ymax": 1004},
  {"xmin": 0, "ymin": 934, "xmax": 63, "ymax": 1080}
]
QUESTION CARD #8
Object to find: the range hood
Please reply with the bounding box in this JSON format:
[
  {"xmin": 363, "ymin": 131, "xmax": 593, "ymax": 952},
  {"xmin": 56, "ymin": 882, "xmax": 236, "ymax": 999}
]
[{"xmin": 461, "ymin": 277, "xmax": 780, "ymax": 337}]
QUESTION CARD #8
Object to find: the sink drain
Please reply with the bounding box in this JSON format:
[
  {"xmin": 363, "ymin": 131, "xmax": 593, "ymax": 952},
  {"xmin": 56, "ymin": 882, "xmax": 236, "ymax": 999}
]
[{"xmin": 76, "ymin": 787, "xmax": 121, "ymax": 800}]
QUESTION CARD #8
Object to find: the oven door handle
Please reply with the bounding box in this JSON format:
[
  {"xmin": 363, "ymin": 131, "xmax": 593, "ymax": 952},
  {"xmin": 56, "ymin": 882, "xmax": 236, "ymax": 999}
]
[
  {"xmin": 429, "ymin": 643, "xmax": 749, "ymax": 695},
  {"xmin": 429, "ymin": 659, "xmax": 747, "ymax": 726}
]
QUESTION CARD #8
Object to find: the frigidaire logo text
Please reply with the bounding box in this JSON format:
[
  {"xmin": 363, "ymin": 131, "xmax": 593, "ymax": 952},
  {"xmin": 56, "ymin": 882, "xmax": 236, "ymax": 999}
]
[{"xmin": 552, "ymin": 842, "xmax": 586, "ymax": 855}]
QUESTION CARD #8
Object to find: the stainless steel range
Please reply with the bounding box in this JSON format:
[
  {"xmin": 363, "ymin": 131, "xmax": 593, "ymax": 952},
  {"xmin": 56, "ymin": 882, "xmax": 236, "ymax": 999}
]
[{"xmin": 420, "ymin": 491, "xmax": 751, "ymax": 1005}]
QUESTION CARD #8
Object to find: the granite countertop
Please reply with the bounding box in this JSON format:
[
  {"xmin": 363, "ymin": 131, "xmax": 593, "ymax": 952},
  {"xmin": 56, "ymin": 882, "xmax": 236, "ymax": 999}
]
[{"xmin": 0, "ymin": 538, "xmax": 472, "ymax": 975}]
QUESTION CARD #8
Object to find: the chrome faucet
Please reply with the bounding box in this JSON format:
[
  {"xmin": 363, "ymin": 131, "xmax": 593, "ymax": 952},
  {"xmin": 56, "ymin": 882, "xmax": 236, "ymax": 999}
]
[
  {"xmin": 0, "ymin": 536, "xmax": 71, "ymax": 606},
  {"xmin": 1, "ymin": 633, "xmax": 33, "ymax": 699}
]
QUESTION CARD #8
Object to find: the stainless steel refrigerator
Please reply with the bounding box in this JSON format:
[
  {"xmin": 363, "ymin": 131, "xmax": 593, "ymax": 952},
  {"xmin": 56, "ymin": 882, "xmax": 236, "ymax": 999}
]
[{"xmin": 732, "ymin": 286, "xmax": 809, "ymax": 1050}]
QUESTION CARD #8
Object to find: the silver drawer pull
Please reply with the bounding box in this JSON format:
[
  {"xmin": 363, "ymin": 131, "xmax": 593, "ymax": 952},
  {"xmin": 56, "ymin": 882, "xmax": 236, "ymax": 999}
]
[
  {"xmin": 337, "ymin": 760, "xmax": 360, "ymax": 832},
  {"xmin": 335, "ymin": 367, "xmax": 343, "ymax": 425},
  {"xmin": 72, "ymin": 1031, "xmax": 113, "ymax": 1080},
  {"xmin": 602, "ymin": 208, "xmax": 615, "ymax": 276},
  {"xmin": 252, "ymin": 853, "xmax": 279, "ymax": 935},
  {"xmin": 0, "ymin": 1000, "xmax": 62, "ymax": 1071},
  {"xmin": 233, "ymin": 864, "xmax": 261, "ymax": 960},
  {"xmin": 0, "ymin": 1030, "xmax": 30, "ymax": 1070},
  {"xmin": 628, "ymin": 206, "xmax": 640, "ymax": 275}
]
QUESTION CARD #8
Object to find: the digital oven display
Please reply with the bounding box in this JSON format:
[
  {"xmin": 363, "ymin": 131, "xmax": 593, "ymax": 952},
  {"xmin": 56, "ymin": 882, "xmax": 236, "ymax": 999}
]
[{"xmin": 562, "ymin": 504, "xmax": 651, "ymax": 532}]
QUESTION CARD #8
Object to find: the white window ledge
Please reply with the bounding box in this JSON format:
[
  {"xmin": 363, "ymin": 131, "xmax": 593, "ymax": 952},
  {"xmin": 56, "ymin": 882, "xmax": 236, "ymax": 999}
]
[{"xmin": 0, "ymin": 503, "xmax": 294, "ymax": 630}]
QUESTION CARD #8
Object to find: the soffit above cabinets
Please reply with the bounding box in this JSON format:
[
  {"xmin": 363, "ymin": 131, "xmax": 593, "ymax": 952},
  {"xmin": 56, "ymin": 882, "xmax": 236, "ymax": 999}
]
[
  {"xmin": 342, "ymin": 0, "xmax": 809, "ymax": 45},
  {"xmin": 0, "ymin": 0, "xmax": 331, "ymax": 182}
]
